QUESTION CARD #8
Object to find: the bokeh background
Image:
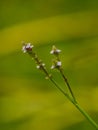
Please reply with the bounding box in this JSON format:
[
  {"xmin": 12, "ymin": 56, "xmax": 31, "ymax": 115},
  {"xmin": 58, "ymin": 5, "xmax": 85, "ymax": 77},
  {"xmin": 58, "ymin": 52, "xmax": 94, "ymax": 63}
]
[{"xmin": 0, "ymin": 0, "xmax": 98, "ymax": 130}]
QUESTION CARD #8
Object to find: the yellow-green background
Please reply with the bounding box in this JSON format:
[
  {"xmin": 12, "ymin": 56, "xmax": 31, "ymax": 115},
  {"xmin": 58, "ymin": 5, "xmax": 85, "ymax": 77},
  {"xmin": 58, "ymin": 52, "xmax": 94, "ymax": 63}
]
[{"xmin": 0, "ymin": 0, "xmax": 98, "ymax": 130}]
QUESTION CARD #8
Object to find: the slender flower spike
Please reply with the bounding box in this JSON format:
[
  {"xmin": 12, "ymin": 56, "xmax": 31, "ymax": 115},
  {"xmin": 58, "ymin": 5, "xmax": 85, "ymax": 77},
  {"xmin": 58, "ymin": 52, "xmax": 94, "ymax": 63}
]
[
  {"xmin": 22, "ymin": 43, "xmax": 34, "ymax": 53},
  {"xmin": 50, "ymin": 45, "xmax": 61, "ymax": 55}
]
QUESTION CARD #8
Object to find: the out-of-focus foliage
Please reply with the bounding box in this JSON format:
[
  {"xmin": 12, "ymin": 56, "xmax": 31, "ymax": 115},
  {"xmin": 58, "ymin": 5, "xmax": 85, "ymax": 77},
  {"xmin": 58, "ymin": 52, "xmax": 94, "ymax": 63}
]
[{"xmin": 0, "ymin": 0, "xmax": 98, "ymax": 130}]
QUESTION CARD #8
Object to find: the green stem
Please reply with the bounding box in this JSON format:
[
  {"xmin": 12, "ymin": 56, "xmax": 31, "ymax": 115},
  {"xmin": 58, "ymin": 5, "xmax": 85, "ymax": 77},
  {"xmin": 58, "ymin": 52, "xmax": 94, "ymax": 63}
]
[
  {"xmin": 74, "ymin": 103, "xmax": 98, "ymax": 130},
  {"xmin": 55, "ymin": 54, "xmax": 76, "ymax": 102},
  {"xmin": 49, "ymin": 77, "xmax": 98, "ymax": 130},
  {"xmin": 59, "ymin": 68, "xmax": 77, "ymax": 103}
]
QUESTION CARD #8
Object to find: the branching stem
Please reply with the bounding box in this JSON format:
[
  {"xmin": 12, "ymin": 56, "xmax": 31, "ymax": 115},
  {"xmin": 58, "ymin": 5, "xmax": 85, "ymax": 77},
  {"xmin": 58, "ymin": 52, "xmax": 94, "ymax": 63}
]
[{"xmin": 22, "ymin": 43, "xmax": 98, "ymax": 130}]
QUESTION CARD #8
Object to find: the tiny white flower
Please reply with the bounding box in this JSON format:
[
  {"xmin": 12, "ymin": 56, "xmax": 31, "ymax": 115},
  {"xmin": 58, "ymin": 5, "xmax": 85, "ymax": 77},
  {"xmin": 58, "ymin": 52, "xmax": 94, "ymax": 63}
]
[
  {"xmin": 22, "ymin": 43, "xmax": 34, "ymax": 53},
  {"xmin": 25, "ymin": 43, "xmax": 34, "ymax": 49},
  {"xmin": 50, "ymin": 45, "xmax": 61, "ymax": 55},
  {"xmin": 56, "ymin": 49, "xmax": 61, "ymax": 53},
  {"xmin": 42, "ymin": 63, "xmax": 45, "ymax": 67},
  {"xmin": 22, "ymin": 45, "xmax": 27, "ymax": 53},
  {"xmin": 51, "ymin": 65, "xmax": 55, "ymax": 69},
  {"xmin": 57, "ymin": 61, "xmax": 62, "ymax": 67},
  {"xmin": 36, "ymin": 63, "xmax": 45, "ymax": 69},
  {"xmin": 50, "ymin": 50, "xmax": 54, "ymax": 54},
  {"xmin": 36, "ymin": 65, "xmax": 40, "ymax": 69}
]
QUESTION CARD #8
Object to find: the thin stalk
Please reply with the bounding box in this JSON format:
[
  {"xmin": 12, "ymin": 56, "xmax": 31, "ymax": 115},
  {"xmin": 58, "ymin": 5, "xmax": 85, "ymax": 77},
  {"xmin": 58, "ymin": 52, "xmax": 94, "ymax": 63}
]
[
  {"xmin": 49, "ymin": 77, "xmax": 98, "ymax": 130},
  {"xmin": 74, "ymin": 103, "xmax": 98, "ymax": 130},
  {"xmin": 55, "ymin": 54, "xmax": 76, "ymax": 103},
  {"xmin": 59, "ymin": 68, "xmax": 77, "ymax": 103}
]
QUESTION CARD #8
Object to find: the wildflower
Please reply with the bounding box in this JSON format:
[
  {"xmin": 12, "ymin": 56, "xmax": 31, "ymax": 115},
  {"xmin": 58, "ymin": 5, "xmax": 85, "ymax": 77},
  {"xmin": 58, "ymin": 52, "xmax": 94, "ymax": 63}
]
[
  {"xmin": 57, "ymin": 61, "xmax": 62, "ymax": 67},
  {"xmin": 22, "ymin": 43, "xmax": 34, "ymax": 53},
  {"xmin": 51, "ymin": 65, "xmax": 55, "ymax": 69},
  {"xmin": 51, "ymin": 61, "xmax": 62, "ymax": 69},
  {"xmin": 36, "ymin": 65, "xmax": 40, "ymax": 69},
  {"xmin": 36, "ymin": 63, "xmax": 45, "ymax": 69},
  {"xmin": 50, "ymin": 45, "xmax": 61, "ymax": 55}
]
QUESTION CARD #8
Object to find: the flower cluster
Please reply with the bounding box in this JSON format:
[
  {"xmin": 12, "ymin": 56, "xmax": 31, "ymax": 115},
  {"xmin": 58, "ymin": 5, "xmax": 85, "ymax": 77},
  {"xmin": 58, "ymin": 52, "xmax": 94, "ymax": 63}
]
[
  {"xmin": 22, "ymin": 42, "xmax": 47, "ymax": 76},
  {"xmin": 50, "ymin": 45, "xmax": 61, "ymax": 55},
  {"xmin": 22, "ymin": 43, "xmax": 34, "ymax": 53},
  {"xmin": 50, "ymin": 45, "xmax": 62, "ymax": 69},
  {"xmin": 22, "ymin": 43, "xmax": 62, "ymax": 72}
]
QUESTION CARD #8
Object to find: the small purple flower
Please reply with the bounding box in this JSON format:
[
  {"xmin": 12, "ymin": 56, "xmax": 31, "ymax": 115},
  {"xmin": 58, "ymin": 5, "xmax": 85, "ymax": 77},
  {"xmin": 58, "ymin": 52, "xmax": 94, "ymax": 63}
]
[{"xmin": 22, "ymin": 43, "xmax": 34, "ymax": 53}]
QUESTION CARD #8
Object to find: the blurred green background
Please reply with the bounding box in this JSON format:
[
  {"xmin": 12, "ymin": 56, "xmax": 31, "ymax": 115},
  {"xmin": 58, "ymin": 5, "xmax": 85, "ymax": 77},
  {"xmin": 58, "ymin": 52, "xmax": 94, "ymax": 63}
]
[{"xmin": 0, "ymin": 0, "xmax": 98, "ymax": 130}]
